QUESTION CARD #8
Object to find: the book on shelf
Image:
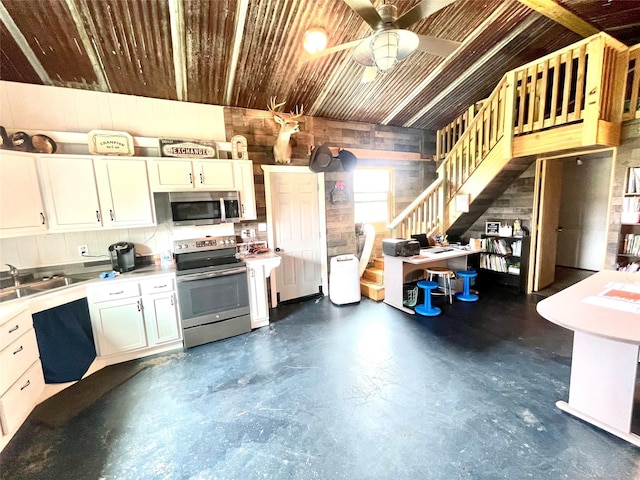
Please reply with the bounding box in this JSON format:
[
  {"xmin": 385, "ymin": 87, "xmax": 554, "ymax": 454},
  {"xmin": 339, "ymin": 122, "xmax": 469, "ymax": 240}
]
[
  {"xmin": 616, "ymin": 261, "xmax": 640, "ymax": 272},
  {"xmin": 622, "ymin": 233, "xmax": 640, "ymax": 256},
  {"xmin": 627, "ymin": 167, "xmax": 640, "ymax": 194},
  {"xmin": 480, "ymin": 253, "xmax": 520, "ymax": 274}
]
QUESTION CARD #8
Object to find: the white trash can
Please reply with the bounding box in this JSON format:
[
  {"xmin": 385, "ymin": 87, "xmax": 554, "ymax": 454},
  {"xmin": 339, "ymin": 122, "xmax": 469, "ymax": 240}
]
[{"xmin": 329, "ymin": 254, "xmax": 361, "ymax": 305}]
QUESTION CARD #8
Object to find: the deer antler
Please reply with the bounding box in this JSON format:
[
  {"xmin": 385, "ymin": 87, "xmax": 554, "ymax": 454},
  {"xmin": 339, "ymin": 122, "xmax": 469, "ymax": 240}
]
[
  {"xmin": 289, "ymin": 104, "xmax": 304, "ymax": 119},
  {"xmin": 268, "ymin": 96, "xmax": 286, "ymax": 113}
]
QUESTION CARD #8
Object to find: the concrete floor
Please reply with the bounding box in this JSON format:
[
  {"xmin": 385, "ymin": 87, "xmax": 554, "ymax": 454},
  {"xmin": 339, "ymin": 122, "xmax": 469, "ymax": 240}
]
[{"xmin": 1, "ymin": 283, "xmax": 639, "ymax": 479}]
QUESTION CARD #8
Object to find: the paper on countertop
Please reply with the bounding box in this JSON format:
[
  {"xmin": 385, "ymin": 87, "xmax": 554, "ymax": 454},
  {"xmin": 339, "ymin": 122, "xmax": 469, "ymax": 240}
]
[{"xmin": 583, "ymin": 281, "xmax": 640, "ymax": 313}]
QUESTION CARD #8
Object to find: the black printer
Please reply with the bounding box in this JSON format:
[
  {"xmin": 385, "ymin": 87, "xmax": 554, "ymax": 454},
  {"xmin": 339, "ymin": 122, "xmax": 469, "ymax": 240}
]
[{"xmin": 382, "ymin": 238, "xmax": 421, "ymax": 257}]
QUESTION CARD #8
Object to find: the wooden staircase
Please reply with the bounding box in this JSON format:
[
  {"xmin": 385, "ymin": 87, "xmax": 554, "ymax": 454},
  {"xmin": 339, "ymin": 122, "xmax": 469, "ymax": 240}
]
[
  {"xmin": 360, "ymin": 257, "xmax": 385, "ymax": 301},
  {"xmin": 387, "ymin": 33, "xmax": 638, "ymax": 239}
]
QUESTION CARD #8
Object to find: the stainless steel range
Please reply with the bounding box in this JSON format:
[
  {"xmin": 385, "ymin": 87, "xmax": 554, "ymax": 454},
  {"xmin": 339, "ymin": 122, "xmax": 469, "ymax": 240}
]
[{"xmin": 173, "ymin": 235, "xmax": 250, "ymax": 348}]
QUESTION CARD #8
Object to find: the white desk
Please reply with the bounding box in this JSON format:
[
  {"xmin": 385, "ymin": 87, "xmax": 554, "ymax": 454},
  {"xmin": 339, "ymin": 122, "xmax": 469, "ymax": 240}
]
[
  {"xmin": 536, "ymin": 270, "xmax": 640, "ymax": 447},
  {"xmin": 383, "ymin": 248, "xmax": 482, "ymax": 314}
]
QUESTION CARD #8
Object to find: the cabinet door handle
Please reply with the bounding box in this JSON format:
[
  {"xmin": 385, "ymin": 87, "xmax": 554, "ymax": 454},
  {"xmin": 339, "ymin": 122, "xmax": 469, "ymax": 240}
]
[
  {"xmin": 110, "ymin": 209, "xmax": 115, "ymax": 221},
  {"xmin": 154, "ymin": 284, "xmax": 167, "ymax": 289},
  {"xmin": 109, "ymin": 290, "xmax": 124, "ymax": 295},
  {"xmin": 20, "ymin": 379, "xmax": 30, "ymax": 391},
  {"xmin": 199, "ymin": 173, "xmax": 204, "ymax": 184},
  {"xmin": 40, "ymin": 212, "xmax": 45, "ymax": 225},
  {"xmin": 137, "ymin": 300, "xmax": 141, "ymax": 311},
  {"xmin": 251, "ymin": 268, "xmax": 255, "ymax": 278},
  {"xmin": 96, "ymin": 210, "xmax": 101, "ymax": 222},
  {"xmin": 8, "ymin": 324, "xmax": 19, "ymax": 334},
  {"xmin": 13, "ymin": 345, "xmax": 23, "ymax": 355},
  {"xmin": 189, "ymin": 172, "xmax": 193, "ymax": 184},
  {"xmin": 170, "ymin": 294, "xmax": 174, "ymax": 306}
]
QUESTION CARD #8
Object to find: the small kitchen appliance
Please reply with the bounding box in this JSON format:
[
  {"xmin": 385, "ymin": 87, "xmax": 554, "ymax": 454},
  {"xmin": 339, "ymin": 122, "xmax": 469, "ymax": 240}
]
[{"xmin": 108, "ymin": 241, "xmax": 136, "ymax": 272}]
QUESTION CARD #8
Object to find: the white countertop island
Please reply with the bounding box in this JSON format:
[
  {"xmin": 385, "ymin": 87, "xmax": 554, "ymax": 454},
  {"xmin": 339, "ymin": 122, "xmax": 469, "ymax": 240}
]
[{"xmin": 536, "ymin": 270, "xmax": 640, "ymax": 447}]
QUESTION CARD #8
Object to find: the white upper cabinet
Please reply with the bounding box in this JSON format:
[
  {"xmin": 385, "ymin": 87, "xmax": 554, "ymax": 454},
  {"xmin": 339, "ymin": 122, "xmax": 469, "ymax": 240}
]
[
  {"xmin": 196, "ymin": 160, "xmax": 235, "ymax": 190},
  {"xmin": 233, "ymin": 160, "xmax": 257, "ymax": 220},
  {"xmin": 149, "ymin": 158, "xmax": 235, "ymax": 192},
  {"xmin": 148, "ymin": 159, "xmax": 194, "ymax": 190},
  {"xmin": 0, "ymin": 151, "xmax": 47, "ymax": 237},
  {"xmin": 94, "ymin": 158, "xmax": 155, "ymax": 227},
  {"xmin": 37, "ymin": 155, "xmax": 103, "ymax": 230},
  {"xmin": 38, "ymin": 155, "xmax": 155, "ymax": 231}
]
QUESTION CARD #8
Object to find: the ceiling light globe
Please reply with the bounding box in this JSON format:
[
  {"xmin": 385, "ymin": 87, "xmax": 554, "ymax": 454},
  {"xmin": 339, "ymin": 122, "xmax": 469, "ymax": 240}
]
[
  {"xmin": 303, "ymin": 28, "xmax": 328, "ymax": 54},
  {"xmin": 372, "ymin": 31, "xmax": 399, "ymax": 71}
]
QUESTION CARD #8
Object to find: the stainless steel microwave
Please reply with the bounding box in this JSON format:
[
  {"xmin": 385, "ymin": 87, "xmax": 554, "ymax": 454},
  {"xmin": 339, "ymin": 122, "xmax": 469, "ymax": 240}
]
[{"xmin": 169, "ymin": 191, "xmax": 241, "ymax": 226}]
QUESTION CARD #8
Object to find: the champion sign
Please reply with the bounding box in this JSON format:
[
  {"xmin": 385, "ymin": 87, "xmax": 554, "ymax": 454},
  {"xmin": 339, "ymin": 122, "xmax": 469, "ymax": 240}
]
[{"xmin": 159, "ymin": 139, "xmax": 217, "ymax": 159}]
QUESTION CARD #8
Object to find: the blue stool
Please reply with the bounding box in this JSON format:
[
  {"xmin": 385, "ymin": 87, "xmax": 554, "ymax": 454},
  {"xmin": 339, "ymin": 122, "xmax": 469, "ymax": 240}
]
[
  {"xmin": 455, "ymin": 270, "xmax": 479, "ymax": 302},
  {"xmin": 415, "ymin": 280, "xmax": 441, "ymax": 316}
]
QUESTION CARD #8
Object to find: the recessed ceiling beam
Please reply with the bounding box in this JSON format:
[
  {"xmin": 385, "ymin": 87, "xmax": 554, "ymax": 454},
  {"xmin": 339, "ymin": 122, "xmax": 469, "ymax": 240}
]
[
  {"xmin": 517, "ymin": 0, "xmax": 599, "ymax": 37},
  {"xmin": 0, "ymin": 0, "xmax": 51, "ymax": 84},
  {"xmin": 404, "ymin": 14, "xmax": 540, "ymax": 128},
  {"xmin": 224, "ymin": 0, "xmax": 249, "ymax": 106},
  {"xmin": 381, "ymin": 2, "xmax": 515, "ymax": 126},
  {"xmin": 169, "ymin": 0, "xmax": 187, "ymax": 101},
  {"xmin": 64, "ymin": 0, "xmax": 110, "ymax": 92}
]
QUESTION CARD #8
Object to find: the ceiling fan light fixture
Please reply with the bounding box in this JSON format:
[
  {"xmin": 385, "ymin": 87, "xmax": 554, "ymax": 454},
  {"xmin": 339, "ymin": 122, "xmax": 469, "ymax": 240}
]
[
  {"xmin": 303, "ymin": 28, "xmax": 328, "ymax": 54},
  {"xmin": 372, "ymin": 31, "xmax": 399, "ymax": 71}
]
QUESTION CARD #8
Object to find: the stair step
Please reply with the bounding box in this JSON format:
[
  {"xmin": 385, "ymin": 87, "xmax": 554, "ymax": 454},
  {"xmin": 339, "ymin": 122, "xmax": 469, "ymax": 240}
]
[
  {"xmin": 363, "ymin": 267, "xmax": 383, "ymax": 284},
  {"xmin": 373, "ymin": 257, "xmax": 384, "ymax": 269},
  {"xmin": 360, "ymin": 279, "xmax": 385, "ymax": 301}
]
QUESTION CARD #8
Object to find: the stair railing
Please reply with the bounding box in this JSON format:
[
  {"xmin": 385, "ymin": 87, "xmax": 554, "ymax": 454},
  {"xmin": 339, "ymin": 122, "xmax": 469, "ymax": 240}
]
[
  {"xmin": 389, "ymin": 33, "xmax": 630, "ymax": 239},
  {"xmin": 623, "ymin": 45, "xmax": 640, "ymax": 121},
  {"xmin": 387, "ymin": 176, "xmax": 443, "ymax": 239}
]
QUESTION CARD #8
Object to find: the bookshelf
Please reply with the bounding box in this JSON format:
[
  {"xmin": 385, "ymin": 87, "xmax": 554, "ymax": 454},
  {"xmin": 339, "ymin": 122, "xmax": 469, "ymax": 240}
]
[
  {"xmin": 478, "ymin": 235, "xmax": 530, "ymax": 292},
  {"xmin": 617, "ymin": 167, "xmax": 640, "ymax": 271}
]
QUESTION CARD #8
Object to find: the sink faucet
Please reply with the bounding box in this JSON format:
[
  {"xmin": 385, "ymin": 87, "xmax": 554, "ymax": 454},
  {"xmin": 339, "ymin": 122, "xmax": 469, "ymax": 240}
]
[{"xmin": 5, "ymin": 264, "xmax": 19, "ymax": 287}]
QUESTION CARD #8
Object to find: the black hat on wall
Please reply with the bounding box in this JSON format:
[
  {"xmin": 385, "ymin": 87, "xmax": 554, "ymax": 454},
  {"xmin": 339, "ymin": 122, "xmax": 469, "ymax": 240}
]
[
  {"xmin": 308, "ymin": 144, "xmax": 333, "ymax": 172},
  {"xmin": 337, "ymin": 149, "xmax": 357, "ymax": 172}
]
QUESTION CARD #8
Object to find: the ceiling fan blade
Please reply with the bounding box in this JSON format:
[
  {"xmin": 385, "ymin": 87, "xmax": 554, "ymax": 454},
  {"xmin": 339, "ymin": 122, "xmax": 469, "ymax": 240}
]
[
  {"xmin": 343, "ymin": 0, "xmax": 384, "ymax": 30},
  {"xmin": 305, "ymin": 38, "xmax": 364, "ymax": 61},
  {"xmin": 416, "ymin": 34, "xmax": 461, "ymax": 57},
  {"xmin": 393, "ymin": 0, "xmax": 458, "ymax": 29},
  {"xmin": 361, "ymin": 66, "xmax": 378, "ymax": 83}
]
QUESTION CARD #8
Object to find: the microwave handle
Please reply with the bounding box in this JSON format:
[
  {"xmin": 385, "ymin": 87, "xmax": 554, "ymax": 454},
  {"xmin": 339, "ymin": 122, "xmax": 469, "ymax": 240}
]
[{"xmin": 220, "ymin": 198, "xmax": 226, "ymax": 222}]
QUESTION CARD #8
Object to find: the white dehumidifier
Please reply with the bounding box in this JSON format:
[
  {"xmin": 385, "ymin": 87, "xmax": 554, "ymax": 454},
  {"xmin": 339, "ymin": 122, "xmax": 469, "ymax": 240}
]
[{"xmin": 329, "ymin": 254, "xmax": 361, "ymax": 305}]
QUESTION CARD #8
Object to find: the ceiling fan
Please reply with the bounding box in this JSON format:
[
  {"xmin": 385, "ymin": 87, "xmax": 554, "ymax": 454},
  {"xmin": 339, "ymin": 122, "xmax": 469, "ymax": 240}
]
[{"xmin": 307, "ymin": 0, "xmax": 461, "ymax": 82}]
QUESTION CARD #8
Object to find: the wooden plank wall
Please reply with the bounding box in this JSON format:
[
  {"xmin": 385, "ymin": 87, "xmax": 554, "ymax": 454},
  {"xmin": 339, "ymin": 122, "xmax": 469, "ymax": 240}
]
[{"xmin": 223, "ymin": 107, "xmax": 436, "ymax": 259}]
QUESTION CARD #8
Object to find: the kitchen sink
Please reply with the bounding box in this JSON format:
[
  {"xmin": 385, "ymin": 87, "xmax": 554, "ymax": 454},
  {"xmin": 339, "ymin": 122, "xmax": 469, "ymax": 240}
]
[
  {"xmin": 0, "ymin": 286, "xmax": 42, "ymax": 302},
  {"xmin": 0, "ymin": 275, "xmax": 89, "ymax": 302},
  {"xmin": 29, "ymin": 276, "xmax": 85, "ymax": 290}
]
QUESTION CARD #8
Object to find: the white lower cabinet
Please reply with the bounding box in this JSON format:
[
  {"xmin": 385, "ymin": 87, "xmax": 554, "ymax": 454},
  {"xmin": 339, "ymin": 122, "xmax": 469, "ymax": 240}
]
[
  {"xmin": 140, "ymin": 276, "xmax": 180, "ymax": 345},
  {"xmin": 0, "ymin": 305, "xmax": 45, "ymax": 445},
  {"xmin": 88, "ymin": 274, "xmax": 181, "ymax": 358},
  {"xmin": 245, "ymin": 255, "xmax": 281, "ymax": 329}
]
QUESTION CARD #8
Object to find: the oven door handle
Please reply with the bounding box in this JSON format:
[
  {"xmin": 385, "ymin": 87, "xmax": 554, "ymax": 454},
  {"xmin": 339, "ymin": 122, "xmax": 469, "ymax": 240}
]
[
  {"xmin": 177, "ymin": 267, "xmax": 246, "ymax": 282},
  {"xmin": 220, "ymin": 198, "xmax": 226, "ymax": 223}
]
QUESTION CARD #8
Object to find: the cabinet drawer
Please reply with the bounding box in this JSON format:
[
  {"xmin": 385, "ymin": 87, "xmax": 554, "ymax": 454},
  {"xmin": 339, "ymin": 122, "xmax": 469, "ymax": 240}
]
[
  {"xmin": 0, "ymin": 328, "xmax": 40, "ymax": 396},
  {"xmin": 139, "ymin": 276, "xmax": 175, "ymax": 295},
  {"xmin": 0, "ymin": 308, "xmax": 32, "ymax": 352},
  {"xmin": 0, "ymin": 361, "xmax": 44, "ymax": 436},
  {"xmin": 88, "ymin": 281, "xmax": 140, "ymax": 303}
]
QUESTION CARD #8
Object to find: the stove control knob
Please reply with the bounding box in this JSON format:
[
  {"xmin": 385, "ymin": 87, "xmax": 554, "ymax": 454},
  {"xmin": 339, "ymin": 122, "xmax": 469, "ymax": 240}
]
[{"xmin": 229, "ymin": 238, "xmax": 235, "ymax": 244}]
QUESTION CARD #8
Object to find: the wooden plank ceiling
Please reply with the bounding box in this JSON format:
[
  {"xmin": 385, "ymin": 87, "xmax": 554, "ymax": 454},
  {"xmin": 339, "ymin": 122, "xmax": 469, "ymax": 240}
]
[{"xmin": 1, "ymin": 0, "xmax": 639, "ymax": 132}]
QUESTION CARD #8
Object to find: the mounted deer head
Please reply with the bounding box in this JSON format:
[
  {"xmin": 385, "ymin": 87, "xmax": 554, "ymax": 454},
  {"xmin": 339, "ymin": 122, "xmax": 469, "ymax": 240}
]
[{"xmin": 268, "ymin": 96, "xmax": 303, "ymax": 164}]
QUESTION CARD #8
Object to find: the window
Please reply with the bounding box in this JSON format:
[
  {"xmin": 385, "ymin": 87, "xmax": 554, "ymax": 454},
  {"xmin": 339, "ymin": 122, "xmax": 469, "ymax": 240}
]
[{"xmin": 353, "ymin": 168, "xmax": 393, "ymax": 224}]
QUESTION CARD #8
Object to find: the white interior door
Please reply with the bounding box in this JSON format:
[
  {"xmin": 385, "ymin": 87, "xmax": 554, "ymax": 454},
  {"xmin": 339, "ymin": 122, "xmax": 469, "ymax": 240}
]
[{"xmin": 269, "ymin": 170, "xmax": 323, "ymax": 302}]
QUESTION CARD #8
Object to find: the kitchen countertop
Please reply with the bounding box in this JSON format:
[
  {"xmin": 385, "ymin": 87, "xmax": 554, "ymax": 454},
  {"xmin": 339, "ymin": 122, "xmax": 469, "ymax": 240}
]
[
  {"xmin": 1, "ymin": 253, "xmax": 281, "ymax": 312},
  {"xmin": 0, "ymin": 264, "xmax": 177, "ymax": 313}
]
